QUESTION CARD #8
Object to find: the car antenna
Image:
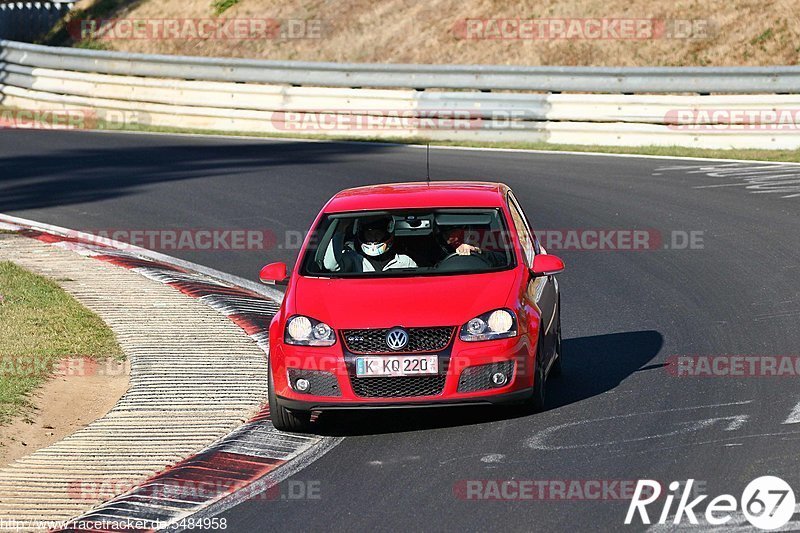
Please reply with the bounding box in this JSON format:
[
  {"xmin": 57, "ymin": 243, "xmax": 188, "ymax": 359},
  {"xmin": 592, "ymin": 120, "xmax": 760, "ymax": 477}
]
[{"xmin": 426, "ymin": 143, "xmax": 431, "ymax": 185}]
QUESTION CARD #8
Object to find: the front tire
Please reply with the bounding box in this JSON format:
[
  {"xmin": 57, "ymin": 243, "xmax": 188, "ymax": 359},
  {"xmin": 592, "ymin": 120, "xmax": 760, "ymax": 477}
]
[
  {"xmin": 268, "ymin": 366, "xmax": 312, "ymax": 433},
  {"xmin": 530, "ymin": 351, "xmax": 547, "ymax": 412},
  {"xmin": 550, "ymin": 303, "xmax": 563, "ymax": 378},
  {"xmin": 519, "ymin": 341, "xmax": 547, "ymax": 414}
]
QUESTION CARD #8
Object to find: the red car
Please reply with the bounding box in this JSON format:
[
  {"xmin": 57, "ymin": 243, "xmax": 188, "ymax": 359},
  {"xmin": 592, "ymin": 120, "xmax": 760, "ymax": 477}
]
[{"xmin": 259, "ymin": 181, "xmax": 565, "ymax": 432}]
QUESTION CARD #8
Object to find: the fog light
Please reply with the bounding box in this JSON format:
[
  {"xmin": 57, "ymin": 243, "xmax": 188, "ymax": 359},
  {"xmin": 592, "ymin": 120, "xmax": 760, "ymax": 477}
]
[
  {"xmin": 491, "ymin": 372, "xmax": 507, "ymax": 386},
  {"xmin": 295, "ymin": 378, "xmax": 310, "ymax": 392}
]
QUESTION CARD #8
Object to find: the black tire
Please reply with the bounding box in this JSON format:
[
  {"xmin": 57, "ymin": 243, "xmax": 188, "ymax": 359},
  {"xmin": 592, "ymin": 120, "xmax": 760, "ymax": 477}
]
[
  {"xmin": 518, "ymin": 341, "xmax": 547, "ymax": 414},
  {"xmin": 268, "ymin": 367, "xmax": 312, "ymax": 433},
  {"xmin": 531, "ymin": 349, "xmax": 547, "ymax": 412},
  {"xmin": 550, "ymin": 303, "xmax": 563, "ymax": 378}
]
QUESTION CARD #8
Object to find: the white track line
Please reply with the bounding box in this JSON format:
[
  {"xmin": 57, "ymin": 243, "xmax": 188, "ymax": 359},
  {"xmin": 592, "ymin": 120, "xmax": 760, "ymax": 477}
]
[{"xmin": 783, "ymin": 401, "xmax": 800, "ymax": 425}]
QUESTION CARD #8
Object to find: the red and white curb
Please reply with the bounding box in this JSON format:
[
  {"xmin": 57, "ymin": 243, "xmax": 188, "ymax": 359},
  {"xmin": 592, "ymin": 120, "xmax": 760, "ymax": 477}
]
[{"xmin": 0, "ymin": 214, "xmax": 342, "ymax": 531}]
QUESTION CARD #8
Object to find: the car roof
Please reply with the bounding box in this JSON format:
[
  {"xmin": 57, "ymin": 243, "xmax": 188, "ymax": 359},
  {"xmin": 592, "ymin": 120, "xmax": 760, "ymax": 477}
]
[{"xmin": 324, "ymin": 181, "xmax": 509, "ymax": 213}]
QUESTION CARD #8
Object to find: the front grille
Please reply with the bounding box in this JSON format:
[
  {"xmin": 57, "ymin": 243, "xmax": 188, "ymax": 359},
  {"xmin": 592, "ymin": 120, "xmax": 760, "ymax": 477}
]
[
  {"xmin": 351, "ymin": 376, "xmax": 446, "ymax": 398},
  {"xmin": 287, "ymin": 369, "xmax": 341, "ymax": 397},
  {"xmin": 457, "ymin": 361, "xmax": 515, "ymax": 393},
  {"xmin": 342, "ymin": 327, "xmax": 454, "ymax": 354}
]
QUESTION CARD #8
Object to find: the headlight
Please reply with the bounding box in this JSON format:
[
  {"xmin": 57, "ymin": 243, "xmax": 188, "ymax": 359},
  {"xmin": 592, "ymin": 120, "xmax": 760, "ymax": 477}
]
[
  {"xmin": 285, "ymin": 315, "xmax": 336, "ymax": 346},
  {"xmin": 460, "ymin": 309, "xmax": 517, "ymax": 342}
]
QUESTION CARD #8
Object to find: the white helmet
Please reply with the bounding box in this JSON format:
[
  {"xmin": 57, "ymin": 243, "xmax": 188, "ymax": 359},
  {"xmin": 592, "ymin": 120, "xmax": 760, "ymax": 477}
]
[{"xmin": 358, "ymin": 217, "xmax": 394, "ymax": 257}]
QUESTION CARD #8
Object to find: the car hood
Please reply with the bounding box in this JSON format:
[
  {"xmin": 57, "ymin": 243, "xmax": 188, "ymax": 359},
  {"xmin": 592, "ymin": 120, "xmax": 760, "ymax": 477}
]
[{"xmin": 290, "ymin": 270, "xmax": 519, "ymax": 329}]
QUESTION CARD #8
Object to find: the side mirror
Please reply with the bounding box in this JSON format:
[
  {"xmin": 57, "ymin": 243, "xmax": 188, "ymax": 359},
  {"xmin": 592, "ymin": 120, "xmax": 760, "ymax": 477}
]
[
  {"xmin": 531, "ymin": 254, "xmax": 565, "ymax": 276},
  {"xmin": 259, "ymin": 262, "xmax": 288, "ymax": 285}
]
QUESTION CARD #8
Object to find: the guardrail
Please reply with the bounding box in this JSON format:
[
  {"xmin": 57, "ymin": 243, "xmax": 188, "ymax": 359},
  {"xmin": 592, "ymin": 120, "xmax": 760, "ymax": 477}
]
[
  {"xmin": 3, "ymin": 39, "xmax": 800, "ymax": 93},
  {"xmin": 0, "ymin": 2, "xmax": 76, "ymax": 42},
  {"xmin": 2, "ymin": 39, "xmax": 800, "ymax": 149}
]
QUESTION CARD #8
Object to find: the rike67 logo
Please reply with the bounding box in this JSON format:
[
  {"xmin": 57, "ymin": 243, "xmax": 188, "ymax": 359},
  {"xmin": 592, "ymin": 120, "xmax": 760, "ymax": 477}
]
[{"xmin": 625, "ymin": 477, "xmax": 796, "ymax": 530}]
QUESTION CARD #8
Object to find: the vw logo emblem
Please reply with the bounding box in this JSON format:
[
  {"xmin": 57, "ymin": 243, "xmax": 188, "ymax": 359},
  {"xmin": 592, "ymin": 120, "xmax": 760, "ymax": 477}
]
[{"xmin": 386, "ymin": 327, "xmax": 409, "ymax": 351}]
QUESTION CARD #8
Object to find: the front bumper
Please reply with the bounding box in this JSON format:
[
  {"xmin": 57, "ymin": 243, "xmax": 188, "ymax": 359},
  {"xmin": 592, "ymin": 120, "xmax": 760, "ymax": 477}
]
[
  {"xmin": 271, "ymin": 335, "xmax": 534, "ymax": 410},
  {"xmin": 277, "ymin": 387, "xmax": 533, "ymax": 411}
]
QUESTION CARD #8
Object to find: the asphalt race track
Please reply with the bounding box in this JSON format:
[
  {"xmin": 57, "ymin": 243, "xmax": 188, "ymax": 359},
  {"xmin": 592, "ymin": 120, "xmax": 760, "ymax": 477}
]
[{"xmin": 2, "ymin": 129, "xmax": 799, "ymax": 531}]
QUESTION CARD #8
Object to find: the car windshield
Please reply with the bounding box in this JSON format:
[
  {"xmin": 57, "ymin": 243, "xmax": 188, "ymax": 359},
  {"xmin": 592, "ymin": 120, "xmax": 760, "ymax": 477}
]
[{"xmin": 300, "ymin": 209, "xmax": 515, "ymax": 278}]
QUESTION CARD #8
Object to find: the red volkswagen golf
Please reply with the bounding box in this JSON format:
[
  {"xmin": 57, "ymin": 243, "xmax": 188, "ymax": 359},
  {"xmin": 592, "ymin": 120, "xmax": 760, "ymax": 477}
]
[{"xmin": 259, "ymin": 182, "xmax": 565, "ymax": 432}]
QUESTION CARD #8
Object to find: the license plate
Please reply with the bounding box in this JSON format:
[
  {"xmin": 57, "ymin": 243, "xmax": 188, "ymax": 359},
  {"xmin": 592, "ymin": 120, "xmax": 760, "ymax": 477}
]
[{"xmin": 355, "ymin": 355, "xmax": 438, "ymax": 377}]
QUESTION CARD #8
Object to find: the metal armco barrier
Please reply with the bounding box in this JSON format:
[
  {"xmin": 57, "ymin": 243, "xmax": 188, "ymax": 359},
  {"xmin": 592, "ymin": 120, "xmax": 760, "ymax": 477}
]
[
  {"xmin": 3, "ymin": 39, "xmax": 800, "ymax": 93},
  {"xmin": 2, "ymin": 39, "xmax": 800, "ymax": 149}
]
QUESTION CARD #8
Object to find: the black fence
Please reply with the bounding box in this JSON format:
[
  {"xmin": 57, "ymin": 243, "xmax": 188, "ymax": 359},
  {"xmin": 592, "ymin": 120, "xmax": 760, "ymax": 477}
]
[{"xmin": 0, "ymin": 1, "xmax": 76, "ymax": 42}]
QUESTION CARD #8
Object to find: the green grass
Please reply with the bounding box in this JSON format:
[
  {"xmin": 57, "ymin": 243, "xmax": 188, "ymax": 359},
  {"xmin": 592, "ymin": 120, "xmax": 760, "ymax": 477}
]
[
  {"xmin": 0, "ymin": 261, "xmax": 123, "ymax": 425},
  {"xmin": 751, "ymin": 28, "xmax": 774, "ymax": 46},
  {"xmin": 212, "ymin": 0, "xmax": 240, "ymax": 15},
  {"xmin": 109, "ymin": 122, "xmax": 800, "ymax": 163},
  {"xmin": 74, "ymin": 39, "xmax": 111, "ymax": 51}
]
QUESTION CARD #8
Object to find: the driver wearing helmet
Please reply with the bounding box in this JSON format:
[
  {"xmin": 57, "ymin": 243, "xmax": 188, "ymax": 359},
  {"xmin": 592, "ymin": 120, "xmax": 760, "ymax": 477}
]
[{"xmin": 323, "ymin": 216, "xmax": 417, "ymax": 273}]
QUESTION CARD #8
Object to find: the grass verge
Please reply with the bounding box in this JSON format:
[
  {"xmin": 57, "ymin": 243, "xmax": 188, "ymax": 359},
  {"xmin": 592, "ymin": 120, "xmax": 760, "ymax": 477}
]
[{"xmin": 0, "ymin": 260, "xmax": 124, "ymax": 425}]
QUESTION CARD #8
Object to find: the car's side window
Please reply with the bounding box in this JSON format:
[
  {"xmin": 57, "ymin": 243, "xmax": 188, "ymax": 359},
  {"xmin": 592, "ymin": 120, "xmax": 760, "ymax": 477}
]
[
  {"xmin": 507, "ymin": 192, "xmax": 536, "ymax": 267},
  {"xmin": 509, "ymin": 192, "xmax": 542, "ymax": 255}
]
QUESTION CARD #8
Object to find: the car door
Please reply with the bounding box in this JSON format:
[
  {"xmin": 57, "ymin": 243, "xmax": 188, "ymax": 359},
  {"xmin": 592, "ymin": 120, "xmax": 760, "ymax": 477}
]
[{"xmin": 507, "ymin": 191, "xmax": 558, "ymax": 371}]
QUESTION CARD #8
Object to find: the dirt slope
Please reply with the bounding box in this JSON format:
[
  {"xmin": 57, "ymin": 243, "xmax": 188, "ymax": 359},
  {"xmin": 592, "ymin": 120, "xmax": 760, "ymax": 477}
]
[{"xmin": 51, "ymin": 0, "xmax": 800, "ymax": 66}]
